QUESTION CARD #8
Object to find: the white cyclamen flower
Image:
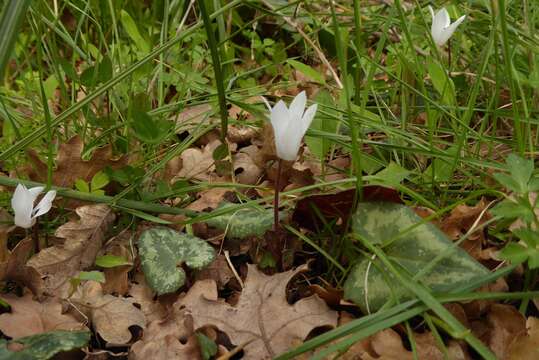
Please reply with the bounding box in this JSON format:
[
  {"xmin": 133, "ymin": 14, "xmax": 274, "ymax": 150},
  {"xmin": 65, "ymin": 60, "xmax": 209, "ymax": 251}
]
[
  {"xmin": 11, "ymin": 184, "xmax": 56, "ymax": 228},
  {"xmin": 265, "ymin": 91, "xmax": 317, "ymax": 161},
  {"xmin": 428, "ymin": 6, "xmax": 466, "ymax": 47}
]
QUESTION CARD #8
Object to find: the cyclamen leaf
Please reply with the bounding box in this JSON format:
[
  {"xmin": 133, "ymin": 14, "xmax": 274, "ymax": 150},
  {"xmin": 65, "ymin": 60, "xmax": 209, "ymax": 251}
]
[
  {"xmin": 138, "ymin": 227, "xmax": 215, "ymax": 295},
  {"xmin": 204, "ymin": 203, "xmax": 276, "ymax": 239},
  {"xmin": 344, "ymin": 202, "xmax": 490, "ymax": 313},
  {"xmin": 0, "ymin": 330, "xmax": 90, "ymax": 360}
]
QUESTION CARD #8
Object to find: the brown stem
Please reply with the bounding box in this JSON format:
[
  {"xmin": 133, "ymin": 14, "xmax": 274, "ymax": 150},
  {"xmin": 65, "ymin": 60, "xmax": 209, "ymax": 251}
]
[
  {"xmin": 274, "ymin": 159, "xmax": 282, "ymax": 231},
  {"xmin": 32, "ymin": 221, "xmax": 39, "ymax": 254}
]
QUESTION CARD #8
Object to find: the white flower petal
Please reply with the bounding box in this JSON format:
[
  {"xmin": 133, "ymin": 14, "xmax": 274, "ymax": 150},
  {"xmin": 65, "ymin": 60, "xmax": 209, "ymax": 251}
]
[
  {"xmin": 32, "ymin": 190, "xmax": 56, "ymax": 218},
  {"xmin": 11, "ymin": 184, "xmax": 34, "ymax": 228},
  {"xmin": 301, "ymin": 103, "xmax": 318, "ymax": 135},
  {"xmin": 270, "ymin": 100, "xmax": 290, "ymax": 144},
  {"xmin": 428, "ymin": 6, "xmax": 435, "ymax": 20},
  {"xmin": 289, "ymin": 91, "xmax": 307, "ymax": 121}
]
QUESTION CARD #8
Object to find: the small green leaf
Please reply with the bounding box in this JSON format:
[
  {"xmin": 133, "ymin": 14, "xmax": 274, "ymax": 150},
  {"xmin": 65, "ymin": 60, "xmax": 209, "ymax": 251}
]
[
  {"xmin": 95, "ymin": 255, "xmax": 131, "ymax": 268},
  {"xmin": 344, "ymin": 202, "xmax": 490, "ymax": 313},
  {"xmin": 69, "ymin": 271, "xmax": 105, "ymax": 295},
  {"xmin": 212, "ymin": 143, "xmax": 229, "ymax": 161},
  {"xmin": 498, "ymin": 243, "xmax": 529, "ymax": 266},
  {"xmin": 373, "ymin": 162, "xmax": 410, "ymax": 186},
  {"xmin": 74, "ymin": 179, "xmax": 90, "ymax": 193},
  {"xmin": 0, "ymin": 297, "xmax": 10, "ymax": 310},
  {"xmin": 91, "ymin": 171, "xmax": 109, "ymax": 191},
  {"xmin": 131, "ymin": 110, "xmax": 172, "ymax": 144},
  {"xmin": 287, "ymin": 59, "xmax": 326, "ymax": 84},
  {"xmin": 138, "ymin": 227, "xmax": 216, "ymax": 295},
  {"xmin": 196, "ymin": 333, "xmax": 217, "ymax": 360},
  {"xmin": 0, "ymin": 330, "xmax": 90, "ymax": 360},
  {"xmin": 427, "ymin": 60, "xmax": 455, "ymax": 105},
  {"xmin": 506, "ymin": 153, "xmax": 534, "ymax": 193},
  {"xmin": 205, "ymin": 203, "xmax": 277, "ymax": 239},
  {"xmin": 120, "ymin": 9, "xmax": 150, "ymax": 53},
  {"xmin": 305, "ymin": 90, "xmax": 338, "ymax": 159}
]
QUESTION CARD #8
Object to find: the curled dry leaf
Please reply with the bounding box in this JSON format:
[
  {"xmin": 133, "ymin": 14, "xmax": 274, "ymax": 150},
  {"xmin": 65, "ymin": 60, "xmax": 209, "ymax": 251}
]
[
  {"xmin": 187, "ymin": 188, "xmax": 232, "ymax": 212},
  {"xmin": 174, "ymin": 264, "xmax": 338, "ymax": 359},
  {"xmin": 0, "ymin": 291, "xmax": 86, "ymax": 339},
  {"xmin": 70, "ymin": 281, "xmax": 146, "ymax": 345},
  {"xmin": 506, "ymin": 317, "xmax": 539, "ymax": 360},
  {"xmin": 233, "ymin": 152, "xmax": 262, "ymax": 185},
  {"xmin": 128, "ymin": 275, "xmax": 168, "ymax": 323},
  {"xmin": 175, "ymin": 104, "xmax": 213, "ymax": 131},
  {"xmin": 195, "ymin": 254, "xmax": 234, "ymax": 290},
  {"xmin": 26, "ymin": 135, "xmax": 126, "ymax": 188},
  {"xmin": 176, "ymin": 140, "xmax": 221, "ymax": 182},
  {"xmin": 0, "ymin": 237, "xmax": 43, "ymax": 298},
  {"xmin": 360, "ymin": 328, "xmax": 468, "ymax": 360},
  {"xmin": 0, "ymin": 208, "xmax": 13, "ymax": 262},
  {"xmin": 130, "ymin": 311, "xmax": 201, "ymax": 360},
  {"xmin": 484, "ymin": 304, "xmax": 526, "ymax": 359},
  {"xmin": 27, "ymin": 205, "xmax": 115, "ymax": 296},
  {"xmin": 441, "ymin": 199, "xmax": 492, "ymax": 261}
]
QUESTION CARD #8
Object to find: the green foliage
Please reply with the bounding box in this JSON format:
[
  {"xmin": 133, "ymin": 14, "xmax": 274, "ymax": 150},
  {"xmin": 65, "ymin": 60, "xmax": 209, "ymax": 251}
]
[
  {"xmin": 129, "ymin": 94, "xmax": 172, "ymax": 145},
  {"xmin": 196, "ymin": 332, "xmax": 217, "ymax": 360},
  {"xmin": 304, "ymin": 90, "xmax": 339, "ymax": 159},
  {"xmin": 344, "ymin": 202, "xmax": 490, "ymax": 313},
  {"xmin": 120, "ymin": 9, "xmax": 150, "ymax": 53},
  {"xmin": 427, "ymin": 60, "xmax": 456, "ymax": 105},
  {"xmin": 492, "ymin": 154, "xmax": 539, "ymax": 269},
  {"xmin": 287, "ymin": 59, "xmax": 325, "ymax": 84},
  {"xmin": 138, "ymin": 227, "xmax": 215, "ymax": 295},
  {"xmin": 0, "ymin": 330, "xmax": 90, "ymax": 360},
  {"xmin": 75, "ymin": 171, "xmax": 109, "ymax": 196},
  {"xmin": 95, "ymin": 255, "xmax": 131, "ymax": 268},
  {"xmin": 69, "ymin": 271, "xmax": 105, "ymax": 295},
  {"xmin": 205, "ymin": 203, "xmax": 276, "ymax": 239}
]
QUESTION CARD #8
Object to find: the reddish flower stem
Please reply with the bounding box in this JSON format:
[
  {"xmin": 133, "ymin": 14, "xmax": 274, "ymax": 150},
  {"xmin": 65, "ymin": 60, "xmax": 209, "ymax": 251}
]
[{"xmin": 274, "ymin": 159, "xmax": 282, "ymax": 231}]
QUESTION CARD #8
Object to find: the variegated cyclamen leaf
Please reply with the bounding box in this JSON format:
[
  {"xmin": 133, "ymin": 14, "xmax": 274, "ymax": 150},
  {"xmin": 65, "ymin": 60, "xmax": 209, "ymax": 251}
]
[
  {"xmin": 344, "ymin": 202, "xmax": 490, "ymax": 313},
  {"xmin": 0, "ymin": 330, "xmax": 90, "ymax": 360},
  {"xmin": 205, "ymin": 203, "xmax": 278, "ymax": 239},
  {"xmin": 138, "ymin": 227, "xmax": 215, "ymax": 295}
]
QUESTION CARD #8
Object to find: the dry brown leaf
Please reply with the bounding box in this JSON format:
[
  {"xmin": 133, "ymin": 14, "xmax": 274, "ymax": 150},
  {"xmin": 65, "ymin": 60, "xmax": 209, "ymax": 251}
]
[
  {"xmin": 27, "ymin": 205, "xmax": 115, "ymax": 296},
  {"xmin": 233, "ymin": 152, "xmax": 262, "ymax": 185},
  {"xmin": 187, "ymin": 188, "xmax": 231, "ymax": 212},
  {"xmin": 70, "ymin": 281, "xmax": 146, "ymax": 345},
  {"xmin": 362, "ymin": 328, "xmax": 468, "ymax": 360},
  {"xmin": 175, "ymin": 104, "xmax": 213, "ymax": 130},
  {"xmin": 227, "ymin": 125, "xmax": 258, "ymax": 143},
  {"xmin": 441, "ymin": 199, "xmax": 491, "ymax": 260},
  {"xmin": 485, "ymin": 304, "xmax": 526, "ymax": 359},
  {"xmin": 102, "ymin": 244, "xmax": 133, "ymax": 296},
  {"xmin": 0, "ymin": 208, "xmax": 13, "ymax": 262},
  {"xmin": 0, "ymin": 290, "xmax": 86, "ymax": 339},
  {"xmin": 0, "ymin": 237, "xmax": 43, "ymax": 297},
  {"xmin": 195, "ymin": 254, "xmax": 234, "ymax": 289},
  {"xmin": 130, "ymin": 312, "xmax": 200, "ymax": 360},
  {"xmin": 26, "ymin": 135, "xmax": 126, "ymax": 188},
  {"xmin": 506, "ymin": 317, "xmax": 539, "ymax": 360},
  {"xmin": 128, "ymin": 277, "xmax": 168, "ymax": 323},
  {"xmin": 174, "ymin": 264, "xmax": 338, "ymax": 359},
  {"xmin": 176, "ymin": 140, "xmax": 221, "ymax": 181}
]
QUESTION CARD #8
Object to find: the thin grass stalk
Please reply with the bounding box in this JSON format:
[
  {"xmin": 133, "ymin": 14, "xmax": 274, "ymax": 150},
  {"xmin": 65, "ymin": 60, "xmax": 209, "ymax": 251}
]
[
  {"xmin": 0, "ymin": 0, "xmax": 242, "ymax": 162},
  {"xmin": 329, "ymin": 0, "xmax": 363, "ymax": 200},
  {"xmin": 0, "ymin": 0, "xmax": 31, "ymax": 78},
  {"xmin": 498, "ymin": 0, "xmax": 525, "ymax": 154},
  {"xmin": 198, "ymin": 0, "xmax": 229, "ymax": 140}
]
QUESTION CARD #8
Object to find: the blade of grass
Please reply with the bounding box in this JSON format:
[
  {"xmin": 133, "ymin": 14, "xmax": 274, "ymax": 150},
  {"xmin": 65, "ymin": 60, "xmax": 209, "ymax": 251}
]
[{"xmin": 0, "ymin": 0, "xmax": 31, "ymax": 78}]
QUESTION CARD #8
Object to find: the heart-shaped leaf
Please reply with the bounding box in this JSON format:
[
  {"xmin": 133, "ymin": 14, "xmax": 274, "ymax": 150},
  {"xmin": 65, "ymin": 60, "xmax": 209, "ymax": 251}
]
[
  {"xmin": 138, "ymin": 227, "xmax": 215, "ymax": 295},
  {"xmin": 344, "ymin": 202, "xmax": 490, "ymax": 313},
  {"xmin": 0, "ymin": 330, "xmax": 90, "ymax": 360}
]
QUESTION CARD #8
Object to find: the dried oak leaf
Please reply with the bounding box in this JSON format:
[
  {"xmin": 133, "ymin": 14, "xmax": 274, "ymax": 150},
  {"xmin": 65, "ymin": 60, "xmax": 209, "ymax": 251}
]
[
  {"xmin": 70, "ymin": 281, "xmax": 145, "ymax": 345},
  {"xmin": 176, "ymin": 140, "xmax": 221, "ymax": 182},
  {"xmin": 186, "ymin": 188, "xmax": 232, "ymax": 212},
  {"xmin": 0, "ymin": 208, "xmax": 14, "ymax": 262},
  {"xmin": 26, "ymin": 135, "xmax": 126, "ymax": 188},
  {"xmin": 174, "ymin": 264, "xmax": 338, "ymax": 359},
  {"xmin": 0, "ymin": 291, "xmax": 86, "ymax": 339},
  {"xmin": 0, "ymin": 237, "xmax": 43, "ymax": 297},
  {"xmin": 506, "ymin": 317, "xmax": 539, "ymax": 360},
  {"xmin": 27, "ymin": 205, "xmax": 115, "ymax": 296},
  {"xmin": 128, "ymin": 274, "xmax": 168, "ymax": 323},
  {"xmin": 232, "ymin": 152, "xmax": 262, "ymax": 185},
  {"xmin": 194, "ymin": 254, "xmax": 234, "ymax": 290},
  {"xmin": 130, "ymin": 311, "xmax": 200, "ymax": 360}
]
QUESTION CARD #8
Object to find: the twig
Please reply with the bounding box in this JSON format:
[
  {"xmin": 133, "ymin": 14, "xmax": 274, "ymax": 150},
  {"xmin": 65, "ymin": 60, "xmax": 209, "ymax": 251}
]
[{"xmin": 260, "ymin": 0, "xmax": 343, "ymax": 89}]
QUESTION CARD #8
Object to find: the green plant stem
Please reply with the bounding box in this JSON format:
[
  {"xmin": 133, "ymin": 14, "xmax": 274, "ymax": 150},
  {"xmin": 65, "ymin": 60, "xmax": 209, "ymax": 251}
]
[
  {"xmin": 0, "ymin": 176, "xmax": 196, "ymax": 217},
  {"xmin": 198, "ymin": 0, "xmax": 229, "ymax": 140}
]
